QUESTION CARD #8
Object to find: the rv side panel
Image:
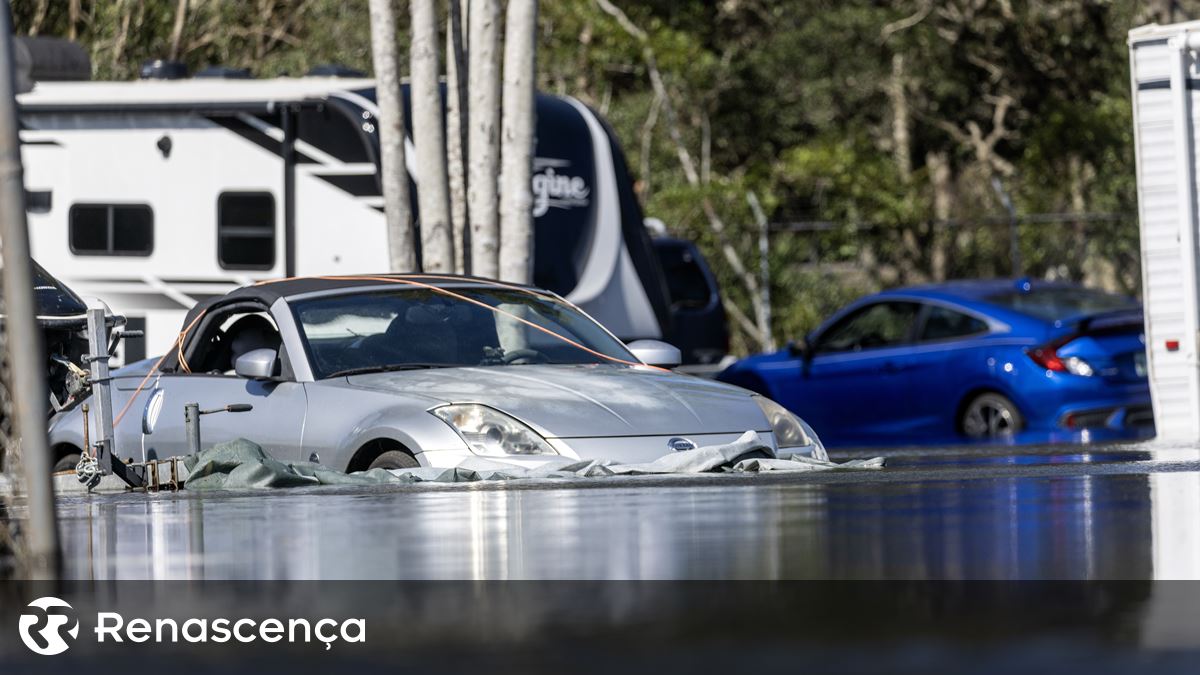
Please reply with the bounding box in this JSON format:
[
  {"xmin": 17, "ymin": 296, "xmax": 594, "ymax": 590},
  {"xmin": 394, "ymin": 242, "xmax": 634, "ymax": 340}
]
[{"xmin": 1130, "ymin": 24, "xmax": 1200, "ymax": 440}]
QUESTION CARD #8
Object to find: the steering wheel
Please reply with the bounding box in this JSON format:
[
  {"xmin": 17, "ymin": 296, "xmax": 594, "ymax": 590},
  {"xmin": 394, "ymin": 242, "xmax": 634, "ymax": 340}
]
[{"xmin": 502, "ymin": 348, "xmax": 548, "ymax": 364}]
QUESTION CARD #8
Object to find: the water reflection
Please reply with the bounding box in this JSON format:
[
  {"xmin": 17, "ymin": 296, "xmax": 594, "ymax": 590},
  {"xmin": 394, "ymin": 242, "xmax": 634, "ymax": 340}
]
[
  {"xmin": 52, "ymin": 467, "xmax": 1200, "ymax": 580},
  {"xmin": 1150, "ymin": 471, "xmax": 1200, "ymax": 579}
]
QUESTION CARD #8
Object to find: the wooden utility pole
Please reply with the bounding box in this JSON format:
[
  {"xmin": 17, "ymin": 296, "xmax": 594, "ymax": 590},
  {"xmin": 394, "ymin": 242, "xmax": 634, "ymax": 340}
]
[
  {"xmin": 446, "ymin": 0, "xmax": 470, "ymax": 274},
  {"xmin": 0, "ymin": 0, "xmax": 60, "ymax": 580},
  {"xmin": 498, "ymin": 0, "xmax": 538, "ymax": 284},
  {"xmin": 410, "ymin": 0, "xmax": 454, "ymax": 273},
  {"xmin": 368, "ymin": 0, "xmax": 418, "ymax": 272},
  {"xmin": 467, "ymin": 0, "xmax": 501, "ymax": 278}
]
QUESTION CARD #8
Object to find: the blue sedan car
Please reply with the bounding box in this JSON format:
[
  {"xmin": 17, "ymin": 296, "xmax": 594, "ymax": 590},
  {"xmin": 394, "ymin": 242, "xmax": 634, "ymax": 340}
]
[{"xmin": 717, "ymin": 280, "xmax": 1153, "ymax": 447}]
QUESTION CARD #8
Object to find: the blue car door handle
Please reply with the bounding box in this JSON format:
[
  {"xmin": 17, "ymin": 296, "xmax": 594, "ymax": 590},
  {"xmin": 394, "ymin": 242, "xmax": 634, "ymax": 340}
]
[{"xmin": 881, "ymin": 361, "xmax": 904, "ymax": 373}]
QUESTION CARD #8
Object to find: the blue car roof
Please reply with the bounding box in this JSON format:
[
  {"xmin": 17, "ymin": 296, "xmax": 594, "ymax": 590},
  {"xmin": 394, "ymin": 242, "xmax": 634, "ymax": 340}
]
[{"xmin": 876, "ymin": 278, "xmax": 1083, "ymax": 303}]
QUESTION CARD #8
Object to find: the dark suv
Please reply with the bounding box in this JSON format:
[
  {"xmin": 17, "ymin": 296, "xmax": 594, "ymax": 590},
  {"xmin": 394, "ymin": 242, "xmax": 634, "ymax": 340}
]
[{"xmin": 0, "ymin": 261, "xmax": 95, "ymax": 416}]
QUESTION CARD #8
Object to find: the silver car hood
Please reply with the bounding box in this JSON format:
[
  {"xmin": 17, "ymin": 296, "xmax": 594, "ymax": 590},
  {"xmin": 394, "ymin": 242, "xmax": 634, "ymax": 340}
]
[{"xmin": 342, "ymin": 364, "xmax": 767, "ymax": 438}]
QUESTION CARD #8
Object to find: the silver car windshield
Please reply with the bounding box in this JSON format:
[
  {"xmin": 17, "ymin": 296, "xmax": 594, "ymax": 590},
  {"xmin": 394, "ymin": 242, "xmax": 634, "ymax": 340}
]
[{"xmin": 291, "ymin": 287, "xmax": 638, "ymax": 378}]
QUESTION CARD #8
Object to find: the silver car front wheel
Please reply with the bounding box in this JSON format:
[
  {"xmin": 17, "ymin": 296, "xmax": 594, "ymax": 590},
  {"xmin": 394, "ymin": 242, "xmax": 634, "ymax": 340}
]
[{"xmin": 961, "ymin": 393, "xmax": 1023, "ymax": 439}]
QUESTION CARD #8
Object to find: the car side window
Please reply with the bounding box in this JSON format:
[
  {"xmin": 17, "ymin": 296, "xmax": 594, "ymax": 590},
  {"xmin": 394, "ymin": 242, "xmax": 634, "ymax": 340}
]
[
  {"xmin": 919, "ymin": 305, "xmax": 989, "ymax": 342},
  {"xmin": 814, "ymin": 302, "xmax": 919, "ymax": 354},
  {"xmin": 186, "ymin": 310, "xmax": 283, "ymax": 375}
]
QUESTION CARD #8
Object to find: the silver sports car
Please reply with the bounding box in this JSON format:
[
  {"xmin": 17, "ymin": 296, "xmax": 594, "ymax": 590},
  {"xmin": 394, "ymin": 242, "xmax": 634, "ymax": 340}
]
[{"xmin": 47, "ymin": 276, "xmax": 824, "ymax": 471}]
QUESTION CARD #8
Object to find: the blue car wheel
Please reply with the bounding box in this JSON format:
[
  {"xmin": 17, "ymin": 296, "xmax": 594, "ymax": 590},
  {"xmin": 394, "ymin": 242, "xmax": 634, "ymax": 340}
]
[{"xmin": 961, "ymin": 392, "xmax": 1024, "ymax": 439}]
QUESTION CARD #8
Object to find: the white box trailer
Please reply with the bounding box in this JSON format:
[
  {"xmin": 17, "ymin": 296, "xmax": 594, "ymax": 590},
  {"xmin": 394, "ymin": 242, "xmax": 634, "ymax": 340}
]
[{"xmin": 1130, "ymin": 21, "xmax": 1200, "ymax": 441}]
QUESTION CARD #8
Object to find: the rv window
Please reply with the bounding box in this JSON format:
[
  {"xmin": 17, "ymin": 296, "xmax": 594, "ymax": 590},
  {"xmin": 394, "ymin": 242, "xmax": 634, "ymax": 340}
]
[
  {"xmin": 297, "ymin": 106, "xmax": 372, "ymax": 164},
  {"xmin": 69, "ymin": 204, "xmax": 154, "ymax": 256},
  {"xmin": 218, "ymin": 192, "xmax": 276, "ymax": 270}
]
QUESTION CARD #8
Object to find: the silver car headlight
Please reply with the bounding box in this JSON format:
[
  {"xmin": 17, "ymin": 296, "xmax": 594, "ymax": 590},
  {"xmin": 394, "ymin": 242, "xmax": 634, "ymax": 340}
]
[
  {"xmin": 431, "ymin": 404, "xmax": 558, "ymax": 457},
  {"xmin": 753, "ymin": 395, "xmax": 827, "ymax": 460}
]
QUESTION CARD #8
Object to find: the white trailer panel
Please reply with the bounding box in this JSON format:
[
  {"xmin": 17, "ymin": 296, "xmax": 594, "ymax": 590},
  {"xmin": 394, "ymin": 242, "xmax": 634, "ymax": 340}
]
[{"xmin": 1130, "ymin": 21, "xmax": 1200, "ymax": 441}]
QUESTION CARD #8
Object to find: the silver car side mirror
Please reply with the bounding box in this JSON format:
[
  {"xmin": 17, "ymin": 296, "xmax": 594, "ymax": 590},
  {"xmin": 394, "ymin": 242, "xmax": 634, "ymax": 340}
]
[
  {"xmin": 234, "ymin": 348, "xmax": 280, "ymax": 379},
  {"xmin": 627, "ymin": 339, "xmax": 682, "ymax": 368}
]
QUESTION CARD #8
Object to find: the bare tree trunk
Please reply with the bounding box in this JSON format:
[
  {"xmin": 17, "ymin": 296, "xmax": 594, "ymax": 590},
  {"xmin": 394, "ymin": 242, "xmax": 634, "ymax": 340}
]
[
  {"xmin": 574, "ymin": 20, "xmax": 593, "ymax": 101},
  {"xmin": 446, "ymin": 0, "xmax": 470, "ymax": 274},
  {"xmin": 368, "ymin": 0, "xmax": 417, "ymax": 271},
  {"xmin": 169, "ymin": 0, "xmax": 188, "ymax": 61},
  {"xmin": 498, "ymin": 0, "xmax": 538, "ymax": 284},
  {"xmin": 1153, "ymin": 0, "xmax": 1178, "ymax": 24},
  {"xmin": 467, "ymin": 0, "xmax": 501, "ymax": 278},
  {"xmin": 746, "ymin": 191, "xmax": 774, "ymax": 351},
  {"xmin": 889, "ymin": 53, "xmax": 912, "ymax": 182},
  {"xmin": 927, "ymin": 150, "xmax": 952, "ymax": 282},
  {"xmin": 409, "ymin": 0, "xmax": 453, "ymax": 272},
  {"xmin": 639, "ymin": 89, "xmax": 662, "ymax": 198},
  {"xmin": 1067, "ymin": 157, "xmax": 1115, "ymax": 289},
  {"xmin": 111, "ymin": 0, "xmax": 134, "ymax": 69},
  {"xmin": 67, "ymin": 0, "xmax": 80, "ymax": 41},
  {"xmin": 1067, "ymin": 154, "xmax": 1086, "ymax": 280},
  {"xmin": 28, "ymin": 0, "xmax": 49, "ymax": 37}
]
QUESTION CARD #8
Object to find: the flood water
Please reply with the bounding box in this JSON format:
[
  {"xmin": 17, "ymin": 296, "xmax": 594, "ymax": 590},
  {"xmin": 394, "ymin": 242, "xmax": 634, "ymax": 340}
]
[
  {"xmin": 4, "ymin": 441, "xmax": 1200, "ymax": 673},
  {"xmin": 39, "ymin": 441, "xmax": 1200, "ymax": 580}
]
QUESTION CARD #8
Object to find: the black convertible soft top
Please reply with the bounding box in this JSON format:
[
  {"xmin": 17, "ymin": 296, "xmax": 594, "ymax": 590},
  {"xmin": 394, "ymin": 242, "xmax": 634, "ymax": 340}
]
[
  {"xmin": 226, "ymin": 273, "xmax": 539, "ymax": 305},
  {"xmin": 159, "ymin": 273, "xmax": 546, "ymax": 372}
]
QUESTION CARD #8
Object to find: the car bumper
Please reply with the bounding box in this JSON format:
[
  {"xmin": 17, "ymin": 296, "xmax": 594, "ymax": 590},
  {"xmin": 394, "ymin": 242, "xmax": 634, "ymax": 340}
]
[
  {"xmin": 415, "ymin": 431, "xmax": 780, "ymax": 468},
  {"xmin": 1014, "ymin": 371, "xmax": 1152, "ymax": 433}
]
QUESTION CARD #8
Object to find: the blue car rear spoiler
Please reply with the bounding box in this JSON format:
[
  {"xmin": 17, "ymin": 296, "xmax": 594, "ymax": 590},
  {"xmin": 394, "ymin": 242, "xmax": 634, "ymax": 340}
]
[{"xmin": 1056, "ymin": 308, "xmax": 1144, "ymax": 335}]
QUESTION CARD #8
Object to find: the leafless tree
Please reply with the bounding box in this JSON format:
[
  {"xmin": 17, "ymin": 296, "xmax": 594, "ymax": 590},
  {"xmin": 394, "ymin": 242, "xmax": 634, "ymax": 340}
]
[
  {"xmin": 368, "ymin": 0, "xmax": 417, "ymax": 271},
  {"xmin": 446, "ymin": 0, "xmax": 470, "ymax": 273},
  {"xmin": 498, "ymin": 0, "xmax": 538, "ymax": 284},
  {"xmin": 467, "ymin": 0, "xmax": 501, "ymax": 278},
  {"xmin": 410, "ymin": 0, "xmax": 454, "ymax": 272},
  {"xmin": 168, "ymin": 0, "xmax": 188, "ymax": 61}
]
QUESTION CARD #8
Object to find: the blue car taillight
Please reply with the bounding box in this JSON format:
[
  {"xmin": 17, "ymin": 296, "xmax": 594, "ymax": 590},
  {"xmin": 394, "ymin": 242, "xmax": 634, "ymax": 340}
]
[{"xmin": 1026, "ymin": 337, "xmax": 1094, "ymax": 376}]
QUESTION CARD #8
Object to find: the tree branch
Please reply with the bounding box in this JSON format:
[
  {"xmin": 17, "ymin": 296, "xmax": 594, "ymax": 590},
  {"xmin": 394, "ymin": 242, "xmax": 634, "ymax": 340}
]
[{"xmin": 880, "ymin": 0, "xmax": 932, "ymax": 42}]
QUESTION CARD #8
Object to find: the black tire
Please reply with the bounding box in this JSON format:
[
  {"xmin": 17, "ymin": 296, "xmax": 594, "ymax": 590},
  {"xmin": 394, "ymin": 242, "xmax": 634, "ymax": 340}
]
[
  {"xmin": 367, "ymin": 449, "xmax": 419, "ymax": 470},
  {"xmin": 960, "ymin": 392, "xmax": 1024, "ymax": 439},
  {"xmin": 52, "ymin": 452, "xmax": 81, "ymax": 474}
]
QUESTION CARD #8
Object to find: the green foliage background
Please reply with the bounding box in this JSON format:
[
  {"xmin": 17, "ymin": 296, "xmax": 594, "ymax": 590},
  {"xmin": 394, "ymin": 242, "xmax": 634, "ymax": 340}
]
[{"xmin": 10, "ymin": 0, "xmax": 1179, "ymax": 353}]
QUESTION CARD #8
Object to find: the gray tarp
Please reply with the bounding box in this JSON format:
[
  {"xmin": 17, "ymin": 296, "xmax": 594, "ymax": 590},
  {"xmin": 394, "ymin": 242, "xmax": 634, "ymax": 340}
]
[{"xmin": 182, "ymin": 431, "xmax": 884, "ymax": 491}]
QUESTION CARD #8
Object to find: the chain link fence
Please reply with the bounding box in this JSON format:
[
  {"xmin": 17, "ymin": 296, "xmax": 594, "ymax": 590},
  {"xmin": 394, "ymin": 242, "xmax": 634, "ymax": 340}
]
[
  {"xmin": 713, "ymin": 212, "xmax": 1144, "ymax": 355},
  {"xmin": 769, "ymin": 213, "xmax": 1141, "ymax": 292}
]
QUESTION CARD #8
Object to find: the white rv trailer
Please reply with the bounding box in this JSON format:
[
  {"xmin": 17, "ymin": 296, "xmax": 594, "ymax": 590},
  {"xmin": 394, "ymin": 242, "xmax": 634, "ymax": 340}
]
[
  {"xmin": 16, "ymin": 75, "xmax": 678, "ymax": 364},
  {"xmin": 1129, "ymin": 21, "xmax": 1200, "ymax": 441}
]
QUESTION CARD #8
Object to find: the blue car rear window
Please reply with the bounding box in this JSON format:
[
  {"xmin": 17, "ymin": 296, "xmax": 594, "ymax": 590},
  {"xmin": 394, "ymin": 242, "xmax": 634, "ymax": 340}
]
[{"xmin": 985, "ymin": 288, "xmax": 1136, "ymax": 321}]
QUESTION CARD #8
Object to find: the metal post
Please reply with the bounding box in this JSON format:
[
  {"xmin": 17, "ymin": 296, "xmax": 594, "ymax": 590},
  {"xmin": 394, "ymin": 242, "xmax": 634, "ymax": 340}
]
[
  {"xmin": 85, "ymin": 308, "xmax": 115, "ymax": 471},
  {"xmin": 0, "ymin": 0, "xmax": 60, "ymax": 579},
  {"xmin": 184, "ymin": 403, "xmax": 201, "ymax": 456},
  {"xmin": 281, "ymin": 105, "xmax": 296, "ymax": 278}
]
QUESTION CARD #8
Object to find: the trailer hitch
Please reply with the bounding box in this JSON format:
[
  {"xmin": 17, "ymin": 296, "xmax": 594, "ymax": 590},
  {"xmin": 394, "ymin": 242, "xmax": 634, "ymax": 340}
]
[{"xmin": 73, "ymin": 308, "xmax": 154, "ymax": 490}]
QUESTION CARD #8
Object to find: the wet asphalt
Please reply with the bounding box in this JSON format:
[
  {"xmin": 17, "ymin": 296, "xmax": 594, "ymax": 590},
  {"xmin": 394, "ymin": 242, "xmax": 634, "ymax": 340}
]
[{"xmin": 24, "ymin": 439, "xmax": 1199, "ymax": 580}]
